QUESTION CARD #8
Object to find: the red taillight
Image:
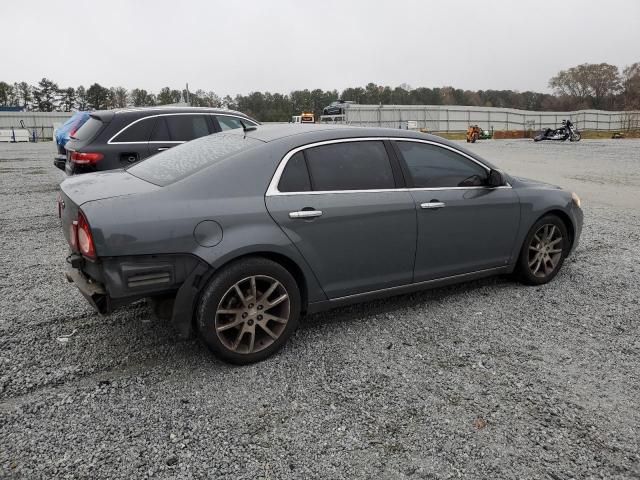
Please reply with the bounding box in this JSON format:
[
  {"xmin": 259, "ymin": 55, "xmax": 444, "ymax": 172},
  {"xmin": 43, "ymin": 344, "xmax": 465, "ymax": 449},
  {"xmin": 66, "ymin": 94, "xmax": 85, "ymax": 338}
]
[
  {"xmin": 70, "ymin": 151, "xmax": 104, "ymax": 165},
  {"xmin": 77, "ymin": 211, "xmax": 96, "ymax": 259},
  {"xmin": 69, "ymin": 220, "xmax": 78, "ymax": 250}
]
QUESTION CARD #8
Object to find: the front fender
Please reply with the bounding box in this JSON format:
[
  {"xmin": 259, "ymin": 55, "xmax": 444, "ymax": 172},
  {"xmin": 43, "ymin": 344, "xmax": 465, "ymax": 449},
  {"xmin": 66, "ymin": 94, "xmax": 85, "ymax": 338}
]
[{"xmin": 511, "ymin": 187, "xmax": 581, "ymax": 260}]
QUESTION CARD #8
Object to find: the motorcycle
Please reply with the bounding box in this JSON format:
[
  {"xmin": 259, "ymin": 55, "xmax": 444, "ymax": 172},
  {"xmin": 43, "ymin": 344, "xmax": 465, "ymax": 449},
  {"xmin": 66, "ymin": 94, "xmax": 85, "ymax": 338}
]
[{"xmin": 534, "ymin": 119, "xmax": 581, "ymax": 142}]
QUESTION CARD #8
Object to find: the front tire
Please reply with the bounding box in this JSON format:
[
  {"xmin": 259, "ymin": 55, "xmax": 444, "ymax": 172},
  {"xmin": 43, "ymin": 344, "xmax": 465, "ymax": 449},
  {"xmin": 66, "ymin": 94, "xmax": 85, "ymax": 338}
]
[
  {"xmin": 197, "ymin": 257, "xmax": 301, "ymax": 364},
  {"xmin": 516, "ymin": 215, "xmax": 569, "ymax": 285},
  {"xmin": 570, "ymin": 132, "xmax": 581, "ymax": 142}
]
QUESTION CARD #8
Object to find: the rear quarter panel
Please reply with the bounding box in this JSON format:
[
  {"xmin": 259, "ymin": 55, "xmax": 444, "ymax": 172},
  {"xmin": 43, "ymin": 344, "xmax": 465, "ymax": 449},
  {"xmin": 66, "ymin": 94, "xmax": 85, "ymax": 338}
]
[{"xmin": 82, "ymin": 144, "xmax": 327, "ymax": 303}]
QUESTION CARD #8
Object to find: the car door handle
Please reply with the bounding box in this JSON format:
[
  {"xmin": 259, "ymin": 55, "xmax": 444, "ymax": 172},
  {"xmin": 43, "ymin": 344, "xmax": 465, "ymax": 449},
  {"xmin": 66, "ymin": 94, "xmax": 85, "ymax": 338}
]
[
  {"xmin": 157, "ymin": 147, "xmax": 170, "ymax": 151},
  {"xmin": 289, "ymin": 210, "xmax": 323, "ymax": 219},
  {"xmin": 420, "ymin": 201, "xmax": 446, "ymax": 209}
]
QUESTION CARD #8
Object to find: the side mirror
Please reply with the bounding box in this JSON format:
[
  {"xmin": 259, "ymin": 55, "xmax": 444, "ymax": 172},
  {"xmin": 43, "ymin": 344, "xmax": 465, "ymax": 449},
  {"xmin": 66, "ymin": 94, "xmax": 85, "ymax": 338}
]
[{"xmin": 487, "ymin": 169, "xmax": 505, "ymax": 188}]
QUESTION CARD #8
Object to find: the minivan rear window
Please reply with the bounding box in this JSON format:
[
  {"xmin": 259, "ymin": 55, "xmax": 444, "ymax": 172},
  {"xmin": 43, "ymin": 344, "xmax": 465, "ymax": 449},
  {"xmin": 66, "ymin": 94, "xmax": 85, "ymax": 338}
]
[
  {"xmin": 127, "ymin": 133, "xmax": 261, "ymax": 186},
  {"xmin": 71, "ymin": 117, "xmax": 103, "ymax": 141}
]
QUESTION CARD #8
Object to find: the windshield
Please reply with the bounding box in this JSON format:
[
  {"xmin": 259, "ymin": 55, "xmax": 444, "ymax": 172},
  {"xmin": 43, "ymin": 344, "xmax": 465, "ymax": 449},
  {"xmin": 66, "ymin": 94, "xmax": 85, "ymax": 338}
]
[{"xmin": 127, "ymin": 133, "xmax": 262, "ymax": 186}]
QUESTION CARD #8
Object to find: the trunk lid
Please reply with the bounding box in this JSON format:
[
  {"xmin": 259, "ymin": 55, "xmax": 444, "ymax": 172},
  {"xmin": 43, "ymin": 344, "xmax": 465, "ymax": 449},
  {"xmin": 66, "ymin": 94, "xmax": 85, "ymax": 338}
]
[
  {"xmin": 60, "ymin": 169, "xmax": 159, "ymax": 207},
  {"xmin": 59, "ymin": 170, "xmax": 160, "ymax": 251}
]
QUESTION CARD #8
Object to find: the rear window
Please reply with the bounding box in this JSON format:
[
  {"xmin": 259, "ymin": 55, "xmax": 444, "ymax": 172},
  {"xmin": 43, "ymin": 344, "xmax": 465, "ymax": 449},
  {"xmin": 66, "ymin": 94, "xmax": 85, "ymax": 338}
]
[
  {"xmin": 127, "ymin": 133, "xmax": 261, "ymax": 186},
  {"xmin": 71, "ymin": 117, "xmax": 103, "ymax": 141}
]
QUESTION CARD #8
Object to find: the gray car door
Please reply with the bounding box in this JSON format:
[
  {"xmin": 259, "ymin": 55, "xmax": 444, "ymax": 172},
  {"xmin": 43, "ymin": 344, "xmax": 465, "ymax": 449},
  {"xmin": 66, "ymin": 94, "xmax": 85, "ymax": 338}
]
[
  {"xmin": 265, "ymin": 139, "xmax": 417, "ymax": 299},
  {"xmin": 392, "ymin": 139, "xmax": 520, "ymax": 282}
]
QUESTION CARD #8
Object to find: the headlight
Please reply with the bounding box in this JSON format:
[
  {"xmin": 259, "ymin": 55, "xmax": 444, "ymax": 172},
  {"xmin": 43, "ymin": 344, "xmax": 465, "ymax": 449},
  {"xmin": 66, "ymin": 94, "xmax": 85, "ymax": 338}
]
[{"xmin": 571, "ymin": 192, "xmax": 581, "ymax": 208}]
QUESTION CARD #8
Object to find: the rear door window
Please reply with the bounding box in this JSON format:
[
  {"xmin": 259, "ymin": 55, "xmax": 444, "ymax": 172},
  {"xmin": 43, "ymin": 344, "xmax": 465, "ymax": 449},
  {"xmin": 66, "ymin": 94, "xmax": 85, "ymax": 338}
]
[
  {"xmin": 112, "ymin": 117, "xmax": 156, "ymax": 143},
  {"xmin": 278, "ymin": 151, "xmax": 311, "ymax": 192},
  {"xmin": 165, "ymin": 115, "xmax": 211, "ymax": 141},
  {"xmin": 304, "ymin": 141, "xmax": 395, "ymax": 191},
  {"xmin": 150, "ymin": 117, "xmax": 171, "ymax": 142}
]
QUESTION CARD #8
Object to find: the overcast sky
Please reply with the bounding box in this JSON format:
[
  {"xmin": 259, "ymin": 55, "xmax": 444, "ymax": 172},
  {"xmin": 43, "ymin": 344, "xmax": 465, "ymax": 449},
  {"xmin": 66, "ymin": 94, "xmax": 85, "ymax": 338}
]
[{"xmin": 2, "ymin": 0, "xmax": 639, "ymax": 96}]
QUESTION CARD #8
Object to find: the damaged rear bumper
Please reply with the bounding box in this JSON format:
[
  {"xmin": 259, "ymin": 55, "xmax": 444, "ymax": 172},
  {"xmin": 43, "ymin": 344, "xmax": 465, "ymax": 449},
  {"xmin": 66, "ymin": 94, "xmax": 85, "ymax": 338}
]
[
  {"xmin": 64, "ymin": 253, "xmax": 212, "ymax": 338},
  {"xmin": 65, "ymin": 267, "xmax": 111, "ymax": 314}
]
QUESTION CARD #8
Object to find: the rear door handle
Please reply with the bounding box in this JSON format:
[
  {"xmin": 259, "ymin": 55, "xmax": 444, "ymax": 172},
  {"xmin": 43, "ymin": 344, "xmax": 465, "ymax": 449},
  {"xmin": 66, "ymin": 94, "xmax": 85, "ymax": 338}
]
[
  {"xmin": 420, "ymin": 201, "xmax": 446, "ymax": 209},
  {"xmin": 289, "ymin": 210, "xmax": 323, "ymax": 219},
  {"xmin": 157, "ymin": 147, "xmax": 170, "ymax": 151}
]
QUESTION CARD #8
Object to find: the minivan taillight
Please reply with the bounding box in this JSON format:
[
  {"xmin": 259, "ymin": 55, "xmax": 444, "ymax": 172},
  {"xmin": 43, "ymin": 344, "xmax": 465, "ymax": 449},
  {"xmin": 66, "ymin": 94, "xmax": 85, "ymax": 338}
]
[
  {"xmin": 71, "ymin": 151, "xmax": 104, "ymax": 165},
  {"xmin": 77, "ymin": 211, "xmax": 96, "ymax": 259}
]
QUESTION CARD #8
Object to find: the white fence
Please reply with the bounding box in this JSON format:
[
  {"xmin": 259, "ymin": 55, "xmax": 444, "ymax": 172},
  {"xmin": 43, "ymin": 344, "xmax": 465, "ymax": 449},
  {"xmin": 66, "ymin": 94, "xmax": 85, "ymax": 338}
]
[
  {"xmin": 2, "ymin": 107, "xmax": 640, "ymax": 139},
  {"xmin": 0, "ymin": 129, "xmax": 30, "ymax": 142},
  {"xmin": 332, "ymin": 105, "xmax": 640, "ymax": 132},
  {"xmin": 0, "ymin": 111, "xmax": 73, "ymax": 140}
]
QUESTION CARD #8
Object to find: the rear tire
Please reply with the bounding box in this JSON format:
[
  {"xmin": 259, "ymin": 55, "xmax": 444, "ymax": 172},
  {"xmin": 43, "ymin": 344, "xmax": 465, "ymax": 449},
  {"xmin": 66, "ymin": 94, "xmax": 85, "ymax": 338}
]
[
  {"xmin": 516, "ymin": 215, "xmax": 570, "ymax": 285},
  {"xmin": 197, "ymin": 257, "xmax": 301, "ymax": 364}
]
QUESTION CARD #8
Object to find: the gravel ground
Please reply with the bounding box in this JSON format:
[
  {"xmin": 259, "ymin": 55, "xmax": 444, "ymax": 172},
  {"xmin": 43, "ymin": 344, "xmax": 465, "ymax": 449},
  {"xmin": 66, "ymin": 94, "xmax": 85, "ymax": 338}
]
[{"xmin": 1, "ymin": 139, "xmax": 639, "ymax": 479}]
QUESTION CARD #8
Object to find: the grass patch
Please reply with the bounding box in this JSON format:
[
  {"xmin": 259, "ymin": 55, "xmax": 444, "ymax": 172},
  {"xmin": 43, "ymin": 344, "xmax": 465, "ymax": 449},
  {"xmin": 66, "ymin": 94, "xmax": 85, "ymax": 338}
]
[{"xmin": 431, "ymin": 132, "xmax": 467, "ymax": 140}]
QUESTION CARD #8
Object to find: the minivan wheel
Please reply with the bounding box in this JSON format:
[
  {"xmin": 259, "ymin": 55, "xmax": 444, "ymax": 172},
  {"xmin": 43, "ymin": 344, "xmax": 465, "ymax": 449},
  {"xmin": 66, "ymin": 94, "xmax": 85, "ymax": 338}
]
[
  {"xmin": 516, "ymin": 215, "xmax": 569, "ymax": 285},
  {"xmin": 197, "ymin": 257, "xmax": 300, "ymax": 364}
]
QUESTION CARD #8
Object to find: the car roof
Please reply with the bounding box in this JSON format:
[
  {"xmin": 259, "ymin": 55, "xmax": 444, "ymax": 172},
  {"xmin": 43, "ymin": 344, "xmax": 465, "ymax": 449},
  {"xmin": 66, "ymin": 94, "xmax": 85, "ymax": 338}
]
[
  {"xmin": 237, "ymin": 123, "xmax": 449, "ymax": 145},
  {"xmin": 90, "ymin": 106, "xmax": 256, "ymax": 123},
  {"xmin": 114, "ymin": 106, "xmax": 250, "ymax": 116},
  {"xmin": 232, "ymin": 124, "xmax": 497, "ymax": 169}
]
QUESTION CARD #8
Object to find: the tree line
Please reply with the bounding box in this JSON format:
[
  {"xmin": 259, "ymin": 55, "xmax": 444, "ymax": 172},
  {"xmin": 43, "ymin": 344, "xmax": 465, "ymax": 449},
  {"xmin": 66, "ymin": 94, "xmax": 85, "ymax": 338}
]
[{"xmin": 0, "ymin": 62, "xmax": 638, "ymax": 122}]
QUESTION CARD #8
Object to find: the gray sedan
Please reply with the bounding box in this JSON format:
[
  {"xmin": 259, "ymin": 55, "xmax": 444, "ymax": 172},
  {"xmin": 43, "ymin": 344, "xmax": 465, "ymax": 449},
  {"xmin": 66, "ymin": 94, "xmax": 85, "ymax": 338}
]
[{"xmin": 59, "ymin": 125, "xmax": 583, "ymax": 364}]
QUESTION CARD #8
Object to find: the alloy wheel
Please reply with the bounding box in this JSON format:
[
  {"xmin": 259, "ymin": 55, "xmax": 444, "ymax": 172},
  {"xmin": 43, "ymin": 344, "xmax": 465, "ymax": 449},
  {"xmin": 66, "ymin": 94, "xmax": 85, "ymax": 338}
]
[
  {"xmin": 528, "ymin": 224, "xmax": 564, "ymax": 278},
  {"xmin": 215, "ymin": 275, "xmax": 290, "ymax": 354}
]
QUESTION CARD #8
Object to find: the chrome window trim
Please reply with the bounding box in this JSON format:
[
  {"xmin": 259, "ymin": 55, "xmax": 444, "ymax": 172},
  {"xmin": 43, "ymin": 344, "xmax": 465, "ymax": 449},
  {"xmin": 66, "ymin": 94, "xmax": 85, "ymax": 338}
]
[
  {"xmin": 216, "ymin": 113, "xmax": 258, "ymax": 126},
  {"xmin": 107, "ymin": 113, "xmax": 257, "ymax": 145},
  {"xmin": 265, "ymin": 137, "xmax": 510, "ymax": 196},
  {"xmin": 266, "ymin": 137, "xmax": 391, "ymax": 196}
]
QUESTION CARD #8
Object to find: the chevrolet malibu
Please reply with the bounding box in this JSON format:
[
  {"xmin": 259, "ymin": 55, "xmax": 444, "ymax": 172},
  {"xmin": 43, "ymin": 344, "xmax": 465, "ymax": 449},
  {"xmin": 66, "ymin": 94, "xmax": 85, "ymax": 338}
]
[{"xmin": 59, "ymin": 124, "xmax": 583, "ymax": 364}]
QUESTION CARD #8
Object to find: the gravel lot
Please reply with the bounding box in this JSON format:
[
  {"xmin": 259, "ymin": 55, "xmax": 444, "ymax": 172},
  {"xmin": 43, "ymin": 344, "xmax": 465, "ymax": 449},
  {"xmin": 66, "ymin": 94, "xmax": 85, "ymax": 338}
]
[{"xmin": 1, "ymin": 139, "xmax": 639, "ymax": 479}]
